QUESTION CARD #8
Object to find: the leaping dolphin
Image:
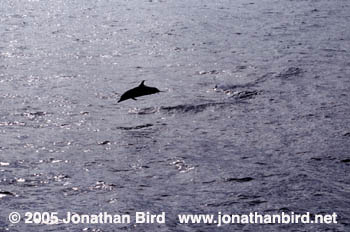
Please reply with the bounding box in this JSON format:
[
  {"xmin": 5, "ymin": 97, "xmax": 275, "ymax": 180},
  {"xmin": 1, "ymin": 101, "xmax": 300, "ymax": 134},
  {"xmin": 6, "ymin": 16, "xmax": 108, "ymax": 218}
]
[{"xmin": 118, "ymin": 80, "xmax": 162, "ymax": 103}]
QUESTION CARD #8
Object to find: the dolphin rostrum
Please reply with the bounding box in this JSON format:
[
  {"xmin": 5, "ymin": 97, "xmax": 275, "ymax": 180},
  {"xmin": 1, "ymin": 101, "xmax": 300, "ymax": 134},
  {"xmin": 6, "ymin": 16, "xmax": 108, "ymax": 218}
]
[{"xmin": 118, "ymin": 80, "xmax": 162, "ymax": 103}]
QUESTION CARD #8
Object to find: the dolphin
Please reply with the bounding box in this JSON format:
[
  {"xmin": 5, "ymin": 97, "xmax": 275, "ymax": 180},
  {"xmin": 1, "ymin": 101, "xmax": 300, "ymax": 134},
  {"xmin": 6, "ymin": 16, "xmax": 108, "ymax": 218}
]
[{"xmin": 118, "ymin": 80, "xmax": 162, "ymax": 103}]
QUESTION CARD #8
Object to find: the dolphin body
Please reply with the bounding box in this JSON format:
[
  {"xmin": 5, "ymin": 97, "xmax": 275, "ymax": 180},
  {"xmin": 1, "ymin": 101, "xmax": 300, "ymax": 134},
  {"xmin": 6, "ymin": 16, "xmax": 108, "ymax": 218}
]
[{"xmin": 118, "ymin": 80, "xmax": 161, "ymax": 103}]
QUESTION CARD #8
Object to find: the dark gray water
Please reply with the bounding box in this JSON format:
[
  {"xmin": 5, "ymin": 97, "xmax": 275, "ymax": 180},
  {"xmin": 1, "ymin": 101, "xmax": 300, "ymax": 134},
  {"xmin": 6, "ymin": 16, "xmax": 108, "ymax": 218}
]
[{"xmin": 1, "ymin": 0, "xmax": 350, "ymax": 231}]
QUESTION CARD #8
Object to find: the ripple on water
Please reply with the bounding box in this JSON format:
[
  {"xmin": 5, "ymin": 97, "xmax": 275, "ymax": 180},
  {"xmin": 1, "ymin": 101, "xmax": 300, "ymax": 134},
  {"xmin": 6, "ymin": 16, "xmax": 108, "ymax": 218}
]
[
  {"xmin": 116, "ymin": 123, "xmax": 153, "ymax": 130},
  {"xmin": 160, "ymin": 102, "xmax": 228, "ymax": 114},
  {"xmin": 129, "ymin": 95, "xmax": 259, "ymax": 116},
  {"xmin": 62, "ymin": 181, "xmax": 116, "ymax": 197},
  {"xmin": 224, "ymin": 177, "xmax": 254, "ymax": 183},
  {"xmin": 276, "ymin": 67, "xmax": 304, "ymax": 79},
  {"xmin": 169, "ymin": 159, "xmax": 195, "ymax": 173}
]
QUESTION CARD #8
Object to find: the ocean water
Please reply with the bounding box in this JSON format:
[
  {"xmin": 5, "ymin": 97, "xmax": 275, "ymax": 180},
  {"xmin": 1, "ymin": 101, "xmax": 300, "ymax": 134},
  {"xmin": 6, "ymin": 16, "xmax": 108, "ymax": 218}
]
[{"xmin": 0, "ymin": 0, "xmax": 350, "ymax": 231}]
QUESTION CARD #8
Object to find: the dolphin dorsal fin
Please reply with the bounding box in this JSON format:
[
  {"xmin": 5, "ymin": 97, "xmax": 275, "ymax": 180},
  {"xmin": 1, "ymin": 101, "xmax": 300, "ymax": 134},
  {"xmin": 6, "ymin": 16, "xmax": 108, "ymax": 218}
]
[{"xmin": 139, "ymin": 80, "xmax": 145, "ymax": 86}]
